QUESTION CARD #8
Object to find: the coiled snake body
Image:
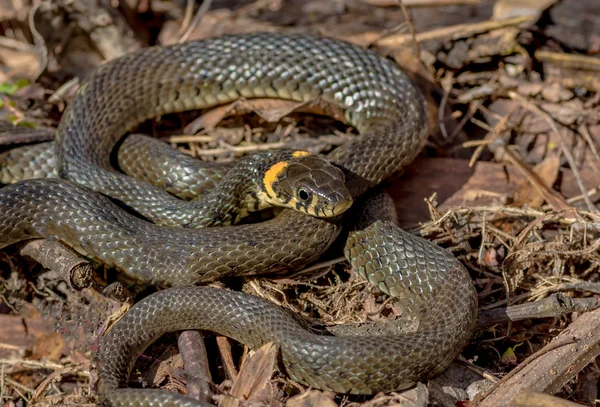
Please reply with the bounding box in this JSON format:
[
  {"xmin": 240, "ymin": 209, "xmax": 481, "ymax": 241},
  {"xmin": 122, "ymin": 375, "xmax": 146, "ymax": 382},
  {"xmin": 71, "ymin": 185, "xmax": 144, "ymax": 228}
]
[{"xmin": 0, "ymin": 33, "xmax": 477, "ymax": 406}]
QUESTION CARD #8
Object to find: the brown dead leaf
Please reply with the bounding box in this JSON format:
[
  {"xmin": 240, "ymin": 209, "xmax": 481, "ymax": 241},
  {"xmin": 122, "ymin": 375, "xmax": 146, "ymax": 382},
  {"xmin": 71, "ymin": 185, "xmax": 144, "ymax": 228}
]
[
  {"xmin": 0, "ymin": 315, "xmax": 68, "ymax": 359},
  {"xmin": 0, "ymin": 48, "xmax": 40, "ymax": 81},
  {"xmin": 439, "ymin": 161, "xmax": 519, "ymax": 209},
  {"xmin": 224, "ymin": 342, "xmax": 277, "ymax": 406},
  {"xmin": 31, "ymin": 331, "xmax": 67, "ymax": 361},
  {"xmin": 143, "ymin": 346, "xmax": 184, "ymax": 387},
  {"xmin": 386, "ymin": 157, "xmax": 474, "ymax": 227},
  {"xmin": 514, "ymin": 155, "xmax": 561, "ymax": 208},
  {"xmin": 286, "ymin": 390, "xmax": 337, "ymax": 407}
]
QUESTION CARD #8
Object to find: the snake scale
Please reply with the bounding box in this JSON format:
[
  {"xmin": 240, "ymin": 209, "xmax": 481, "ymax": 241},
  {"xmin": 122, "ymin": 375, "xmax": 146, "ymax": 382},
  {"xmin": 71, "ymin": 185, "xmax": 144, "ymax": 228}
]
[{"xmin": 0, "ymin": 33, "xmax": 478, "ymax": 406}]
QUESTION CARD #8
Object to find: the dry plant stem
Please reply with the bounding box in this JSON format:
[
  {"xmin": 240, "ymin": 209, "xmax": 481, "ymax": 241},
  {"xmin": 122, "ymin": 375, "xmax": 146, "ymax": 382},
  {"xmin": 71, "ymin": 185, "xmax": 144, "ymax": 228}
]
[
  {"xmin": 216, "ymin": 337, "xmax": 238, "ymax": 380},
  {"xmin": 0, "ymin": 36, "xmax": 35, "ymax": 52},
  {"xmin": 179, "ymin": 0, "xmax": 214, "ymax": 43},
  {"xmin": 480, "ymin": 281, "xmax": 600, "ymax": 311},
  {"xmin": 476, "ymin": 293, "xmax": 600, "ymax": 327},
  {"xmin": 534, "ymin": 50, "xmax": 600, "ymax": 72},
  {"xmin": 579, "ymin": 125, "xmax": 600, "ymax": 172},
  {"xmin": 376, "ymin": 15, "xmax": 534, "ymax": 49},
  {"xmin": 20, "ymin": 240, "xmax": 93, "ymax": 290},
  {"xmin": 396, "ymin": 0, "xmax": 421, "ymax": 61},
  {"xmin": 27, "ymin": 3, "xmax": 47, "ymax": 80},
  {"xmin": 180, "ymin": 0, "xmax": 195, "ymax": 35},
  {"xmin": 508, "ymin": 91, "xmax": 599, "ymax": 213},
  {"xmin": 510, "ymin": 388, "xmax": 583, "ymax": 407},
  {"xmin": 0, "ymin": 125, "xmax": 54, "ymax": 145},
  {"xmin": 191, "ymin": 134, "xmax": 347, "ymax": 156},
  {"xmin": 403, "ymin": 0, "xmax": 480, "ymax": 4},
  {"xmin": 48, "ymin": 77, "xmax": 80, "ymax": 104},
  {"xmin": 177, "ymin": 331, "xmax": 213, "ymax": 403},
  {"xmin": 168, "ymin": 134, "xmax": 214, "ymax": 143},
  {"xmin": 496, "ymin": 145, "xmax": 570, "ymax": 211},
  {"xmin": 478, "ymin": 307, "xmax": 600, "ymax": 407},
  {"xmin": 365, "ymin": 0, "xmax": 480, "ymax": 5}
]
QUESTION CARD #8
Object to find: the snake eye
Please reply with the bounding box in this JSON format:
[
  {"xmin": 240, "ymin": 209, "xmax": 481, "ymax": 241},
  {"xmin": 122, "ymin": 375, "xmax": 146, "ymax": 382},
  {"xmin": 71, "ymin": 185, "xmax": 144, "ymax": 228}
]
[{"xmin": 297, "ymin": 188, "xmax": 310, "ymax": 201}]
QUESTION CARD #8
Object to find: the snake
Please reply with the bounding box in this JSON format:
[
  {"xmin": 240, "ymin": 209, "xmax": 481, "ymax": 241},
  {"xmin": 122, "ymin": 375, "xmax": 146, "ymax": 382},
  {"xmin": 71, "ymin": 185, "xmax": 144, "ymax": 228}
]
[{"xmin": 0, "ymin": 33, "xmax": 478, "ymax": 406}]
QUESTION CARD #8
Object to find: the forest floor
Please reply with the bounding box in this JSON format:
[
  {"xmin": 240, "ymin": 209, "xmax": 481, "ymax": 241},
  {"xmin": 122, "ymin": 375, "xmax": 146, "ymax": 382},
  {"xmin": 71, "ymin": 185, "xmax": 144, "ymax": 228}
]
[{"xmin": 0, "ymin": 0, "xmax": 599, "ymax": 406}]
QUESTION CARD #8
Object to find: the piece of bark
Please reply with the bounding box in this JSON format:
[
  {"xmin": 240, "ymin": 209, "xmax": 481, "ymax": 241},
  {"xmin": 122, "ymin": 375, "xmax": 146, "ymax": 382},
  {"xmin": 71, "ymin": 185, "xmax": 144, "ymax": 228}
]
[
  {"xmin": 221, "ymin": 342, "xmax": 277, "ymax": 407},
  {"xmin": 20, "ymin": 239, "xmax": 93, "ymax": 290},
  {"xmin": 286, "ymin": 391, "xmax": 337, "ymax": 407},
  {"xmin": 478, "ymin": 306, "xmax": 600, "ymax": 407},
  {"xmin": 216, "ymin": 336, "xmax": 238, "ymax": 381},
  {"xmin": 477, "ymin": 293, "xmax": 600, "ymax": 327},
  {"xmin": 0, "ymin": 315, "xmax": 68, "ymax": 358},
  {"xmin": 178, "ymin": 330, "xmax": 213, "ymax": 403},
  {"xmin": 510, "ymin": 388, "xmax": 582, "ymax": 407}
]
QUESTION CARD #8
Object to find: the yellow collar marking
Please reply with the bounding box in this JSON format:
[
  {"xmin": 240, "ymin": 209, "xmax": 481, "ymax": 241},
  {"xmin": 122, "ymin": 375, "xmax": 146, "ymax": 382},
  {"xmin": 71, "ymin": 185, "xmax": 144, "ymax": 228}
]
[
  {"xmin": 264, "ymin": 161, "xmax": 289, "ymax": 198},
  {"xmin": 292, "ymin": 150, "xmax": 311, "ymax": 158}
]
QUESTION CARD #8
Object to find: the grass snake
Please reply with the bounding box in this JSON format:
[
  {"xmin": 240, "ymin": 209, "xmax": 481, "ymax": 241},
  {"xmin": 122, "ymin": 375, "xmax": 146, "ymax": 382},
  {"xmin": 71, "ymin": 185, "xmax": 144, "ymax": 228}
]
[{"xmin": 0, "ymin": 33, "xmax": 478, "ymax": 406}]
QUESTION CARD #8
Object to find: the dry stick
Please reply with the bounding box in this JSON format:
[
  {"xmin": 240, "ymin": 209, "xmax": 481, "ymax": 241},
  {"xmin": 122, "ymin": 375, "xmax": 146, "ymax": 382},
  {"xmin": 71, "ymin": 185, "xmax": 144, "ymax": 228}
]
[
  {"xmin": 0, "ymin": 36, "xmax": 36, "ymax": 52},
  {"xmin": 0, "ymin": 124, "xmax": 55, "ymax": 145},
  {"xmin": 479, "ymin": 280, "xmax": 600, "ymax": 312},
  {"xmin": 508, "ymin": 91, "xmax": 599, "ymax": 213},
  {"xmin": 179, "ymin": 0, "xmax": 196, "ymax": 36},
  {"xmin": 496, "ymin": 145, "xmax": 571, "ymax": 211},
  {"xmin": 191, "ymin": 135, "xmax": 348, "ymax": 156},
  {"xmin": 179, "ymin": 0, "xmax": 213, "ymax": 44},
  {"xmin": 402, "ymin": 0, "xmax": 480, "ymax": 4},
  {"xmin": 477, "ymin": 306, "xmax": 600, "ymax": 407},
  {"xmin": 177, "ymin": 331, "xmax": 213, "ymax": 403},
  {"xmin": 375, "ymin": 15, "xmax": 534, "ymax": 48},
  {"xmin": 510, "ymin": 389, "xmax": 583, "ymax": 407},
  {"xmin": 579, "ymin": 125, "xmax": 600, "ymax": 174},
  {"xmin": 476, "ymin": 293, "xmax": 600, "ymax": 327},
  {"xmin": 396, "ymin": 0, "xmax": 421, "ymax": 61},
  {"xmin": 27, "ymin": 3, "xmax": 48, "ymax": 81},
  {"xmin": 216, "ymin": 337, "xmax": 238, "ymax": 380},
  {"xmin": 365, "ymin": 0, "xmax": 480, "ymax": 6},
  {"xmin": 534, "ymin": 50, "xmax": 600, "ymax": 72},
  {"xmin": 20, "ymin": 240, "xmax": 93, "ymax": 290}
]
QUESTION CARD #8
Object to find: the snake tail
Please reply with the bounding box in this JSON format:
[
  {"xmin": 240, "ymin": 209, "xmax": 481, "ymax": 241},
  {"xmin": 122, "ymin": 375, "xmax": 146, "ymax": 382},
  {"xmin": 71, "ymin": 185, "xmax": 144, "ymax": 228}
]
[{"xmin": 93, "ymin": 221, "xmax": 476, "ymax": 406}]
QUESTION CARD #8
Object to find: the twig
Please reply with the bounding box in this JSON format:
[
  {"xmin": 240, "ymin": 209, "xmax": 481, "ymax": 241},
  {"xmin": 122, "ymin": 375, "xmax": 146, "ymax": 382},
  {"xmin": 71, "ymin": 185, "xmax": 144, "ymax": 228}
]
[
  {"xmin": 168, "ymin": 134, "xmax": 215, "ymax": 144},
  {"xmin": 396, "ymin": 0, "xmax": 421, "ymax": 61},
  {"xmin": 216, "ymin": 337, "xmax": 238, "ymax": 380},
  {"xmin": 364, "ymin": 0, "xmax": 480, "ymax": 5},
  {"xmin": 534, "ymin": 50, "xmax": 600, "ymax": 72},
  {"xmin": 179, "ymin": 0, "xmax": 214, "ymax": 43},
  {"xmin": 511, "ymin": 389, "xmax": 583, "ymax": 407},
  {"xmin": 0, "ymin": 36, "xmax": 35, "ymax": 52},
  {"xmin": 508, "ymin": 91, "xmax": 599, "ymax": 213},
  {"xmin": 180, "ymin": 0, "xmax": 195, "ymax": 36},
  {"xmin": 376, "ymin": 15, "xmax": 534, "ymax": 49},
  {"xmin": 476, "ymin": 293, "xmax": 600, "ymax": 327},
  {"xmin": 0, "ymin": 123, "xmax": 55, "ymax": 145},
  {"xmin": 177, "ymin": 331, "xmax": 213, "ymax": 403},
  {"xmin": 192, "ymin": 135, "xmax": 347, "ymax": 156},
  {"xmin": 20, "ymin": 240, "xmax": 93, "ymax": 290},
  {"xmin": 496, "ymin": 144, "xmax": 570, "ymax": 211},
  {"xmin": 477, "ymin": 306, "xmax": 600, "ymax": 407}
]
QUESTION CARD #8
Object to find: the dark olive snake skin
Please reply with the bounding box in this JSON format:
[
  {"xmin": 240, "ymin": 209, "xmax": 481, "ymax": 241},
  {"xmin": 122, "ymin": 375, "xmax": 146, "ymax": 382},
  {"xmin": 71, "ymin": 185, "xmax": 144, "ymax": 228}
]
[
  {"xmin": 0, "ymin": 134, "xmax": 232, "ymax": 200},
  {"xmin": 0, "ymin": 33, "xmax": 478, "ymax": 406}
]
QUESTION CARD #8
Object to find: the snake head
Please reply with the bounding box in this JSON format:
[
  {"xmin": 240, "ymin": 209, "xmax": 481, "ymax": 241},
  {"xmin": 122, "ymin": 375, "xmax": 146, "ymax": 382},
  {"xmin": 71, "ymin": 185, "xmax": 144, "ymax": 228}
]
[{"xmin": 262, "ymin": 151, "xmax": 353, "ymax": 218}]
